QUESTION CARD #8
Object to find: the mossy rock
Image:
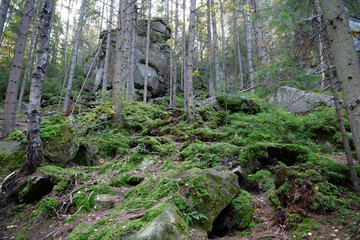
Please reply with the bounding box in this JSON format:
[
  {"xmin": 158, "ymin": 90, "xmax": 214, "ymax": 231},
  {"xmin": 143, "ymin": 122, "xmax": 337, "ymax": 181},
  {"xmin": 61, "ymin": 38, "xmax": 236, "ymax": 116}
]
[
  {"xmin": 247, "ymin": 169, "xmax": 274, "ymax": 192},
  {"xmin": 18, "ymin": 175, "xmax": 54, "ymax": 203},
  {"xmin": 231, "ymin": 190, "xmax": 253, "ymax": 229},
  {"xmin": 186, "ymin": 166, "xmax": 240, "ymax": 232},
  {"xmin": 127, "ymin": 203, "xmax": 188, "ymax": 240},
  {"xmin": 216, "ymin": 94, "xmax": 262, "ymax": 114},
  {"xmin": 0, "ymin": 141, "xmax": 25, "ymax": 177},
  {"xmin": 42, "ymin": 117, "xmax": 79, "ymax": 167}
]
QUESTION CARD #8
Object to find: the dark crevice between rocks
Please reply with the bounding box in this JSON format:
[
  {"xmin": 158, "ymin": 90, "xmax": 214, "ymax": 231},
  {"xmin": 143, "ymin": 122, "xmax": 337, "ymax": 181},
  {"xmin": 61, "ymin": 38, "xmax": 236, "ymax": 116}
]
[
  {"xmin": 19, "ymin": 175, "xmax": 54, "ymax": 204},
  {"xmin": 208, "ymin": 205, "xmax": 235, "ymax": 238}
]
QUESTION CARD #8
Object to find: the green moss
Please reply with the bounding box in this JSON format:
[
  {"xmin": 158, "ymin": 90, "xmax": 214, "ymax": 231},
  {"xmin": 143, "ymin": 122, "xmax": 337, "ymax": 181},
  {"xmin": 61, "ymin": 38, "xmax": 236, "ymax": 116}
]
[
  {"xmin": 33, "ymin": 197, "xmax": 59, "ymax": 218},
  {"xmin": 216, "ymin": 94, "xmax": 263, "ymax": 114},
  {"xmin": 231, "ymin": 190, "xmax": 253, "ymax": 230},
  {"xmin": 247, "ymin": 170, "xmax": 273, "ymax": 191}
]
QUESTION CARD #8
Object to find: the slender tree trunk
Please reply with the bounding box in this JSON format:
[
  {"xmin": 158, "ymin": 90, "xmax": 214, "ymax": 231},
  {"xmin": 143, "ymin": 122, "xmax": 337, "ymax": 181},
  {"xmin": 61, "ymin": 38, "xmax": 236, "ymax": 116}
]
[
  {"xmin": 185, "ymin": 0, "xmax": 196, "ymax": 123},
  {"xmin": 20, "ymin": 0, "xmax": 56, "ymax": 176},
  {"xmin": 63, "ymin": 0, "xmax": 86, "ymax": 112},
  {"xmin": 210, "ymin": 0, "xmax": 220, "ymax": 90},
  {"xmin": 252, "ymin": 0, "xmax": 266, "ymax": 85},
  {"xmin": 1, "ymin": 0, "xmax": 36, "ymax": 138},
  {"xmin": 243, "ymin": 0, "xmax": 254, "ymax": 93},
  {"xmin": 127, "ymin": 3, "xmax": 136, "ymax": 102},
  {"xmin": 181, "ymin": 0, "xmax": 186, "ymax": 92},
  {"xmin": 171, "ymin": 0, "xmax": 178, "ymax": 108},
  {"xmin": 319, "ymin": 0, "xmax": 360, "ymax": 193},
  {"xmin": 233, "ymin": 7, "xmax": 243, "ymax": 90},
  {"xmin": 99, "ymin": 0, "xmax": 105, "ymax": 34},
  {"xmin": 143, "ymin": 0, "xmax": 151, "ymax": 102},
  {"xmin": 219, "ymin": 0, "xmax": 227, "ymax": 91},
  {"xmin": 112, "ymin": 0, "xmax": 135, "ymax": 126},
  {"xmin": 315, "ymin": 1, "xmax": 325, "ymax": 88},
  {"xmin": 169, "ymin": 0, "xmax": 173, "ymax": 105},
  {"xmin": 102, "ymin": 0, "xmax": 114, "ymax": 99},
  {"xmin": 206, "ymin": 0, "xmax": 214, "ymax": 97},
  {"xmin": 18, "ymin": 0, "xmax": 42, "ymax": 114},
  {"xmin": 0, "ymin": 0, "xmax": 10, "ymax": 41},
  {"xmin": 319, "ymin": 0, "xmax": 360, "ymax": 163}
]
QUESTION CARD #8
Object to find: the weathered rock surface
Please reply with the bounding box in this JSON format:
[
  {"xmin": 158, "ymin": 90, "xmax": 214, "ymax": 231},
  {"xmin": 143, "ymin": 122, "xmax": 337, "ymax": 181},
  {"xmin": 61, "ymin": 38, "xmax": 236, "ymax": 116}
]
[
  {"xmin": 85, "ymin": 18, "xmax": 171, "ymax": 99},
  {"xmin": 94, "ymin": 194, "xmax": 117, "ymax": 210},
  {"xmin": 269, "ymin": 86, "xmax": 336, "ymax": 113},
  {"xmin": 127, "ymin": 203, "xmax": 188, "ymax": 240},
  {"xmin": 18, "ymin": 175, "xmax": 53, "ymax": 203},
  {"xmin": 42, "ymin": 117, "xmax": 79, "ymax": 167}
]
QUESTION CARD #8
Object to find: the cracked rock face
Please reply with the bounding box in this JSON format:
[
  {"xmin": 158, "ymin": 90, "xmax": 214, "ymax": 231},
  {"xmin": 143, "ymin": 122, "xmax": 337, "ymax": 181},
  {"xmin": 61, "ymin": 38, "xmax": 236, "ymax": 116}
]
[{"xmin": 85, "ymin": 19, "xmax": 171, "ymax": 99}]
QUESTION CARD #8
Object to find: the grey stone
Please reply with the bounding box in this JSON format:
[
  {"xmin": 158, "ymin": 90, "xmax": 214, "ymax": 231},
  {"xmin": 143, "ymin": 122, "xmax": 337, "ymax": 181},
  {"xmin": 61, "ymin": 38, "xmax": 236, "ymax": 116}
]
[
  {"xmin": 94, "ymin": 194, "xmax": 117, "ymax": 210},
  {"xmin": 269, "ymin": 86, "xmax": 337, "ymax": 113},
  {"xmin": 127, "ymin": 203, "xmax": 188, "ymax": 240},
  {"xmin": 18, "ymin": 175, "xmax": 54, "ymax": 203}
]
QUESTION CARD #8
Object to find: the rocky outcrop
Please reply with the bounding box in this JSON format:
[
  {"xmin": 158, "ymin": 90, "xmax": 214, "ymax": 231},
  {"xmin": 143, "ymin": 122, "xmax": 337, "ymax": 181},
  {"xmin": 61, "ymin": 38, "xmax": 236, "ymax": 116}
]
[
  {"xmin": 269, "ymin": 86, "xmax": 336, "ymax": 113},
  {"xmin": 85, "ymin": 18, "xmax": 171, "ymax": 99}
]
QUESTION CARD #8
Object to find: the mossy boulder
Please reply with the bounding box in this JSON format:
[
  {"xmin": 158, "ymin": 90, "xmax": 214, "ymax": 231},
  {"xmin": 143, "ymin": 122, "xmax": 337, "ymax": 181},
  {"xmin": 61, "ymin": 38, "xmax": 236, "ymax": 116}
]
[
  {"xmin": 216, "ymin": 94, "xmax": 262, "ymax": 114},
  {"xmin": 0, "ymin": 141, "xmax": 25, "ymax": 177},
  {"xmin": 211, "ymin": 190, "xmax": 253, "ymax": 235},
  {"xmin": 127, "ymin": 203, "xmax": 188, "ymax": 240},
  {"xmin": 42, "ymin": 117, "xmax": 79, "ymax": 167},
  {"xmin": 186, "ymin": 166, "xmax": 240, "ymax": 232},
  {"xmin": 18, "ymin": 175, "xmax": 54, "ymax": 203}
]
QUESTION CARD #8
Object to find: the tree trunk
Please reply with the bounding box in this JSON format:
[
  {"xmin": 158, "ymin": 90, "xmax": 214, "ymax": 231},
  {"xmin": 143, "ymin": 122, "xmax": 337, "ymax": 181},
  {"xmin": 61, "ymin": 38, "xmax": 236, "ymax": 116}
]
[
  {"xmin": 315, "ymin": 1, "xmax": 325, "ymax": 89},
  {"xmin": 102, "ymin": 0, "xmax": 114, "ymax": 99},
  {"xmin": 181, "ymin": 0, "xmax": 186, "ymax": 92},
  {"xmin": 319, "ymin": 0, "xmax": 360, "ymax": 193},
  {"xmin": 185, "ymin": 0, "xmax": 196, "ymax": 123},
  {"xmin": 169, "ymin": 0, "xmax": 173, "ymax": 105},
  {"xmin": 319, "ymin": 0, "xmax": 360, "ymax": 163},
  {"xmin": 219, "ymin": 0, "xmax": 227, "ymax": 90},
  {"xmin": 127, "ymin": 2, "xmax": 136, "ymax": 102},
  {"xmin": 210, "ymin": 0, "xmax": 220, "ymax": 90},
  {"xmin": 20, "ymin": 0, "xmax": 56, "ymax": 176},
  {"xmin": 206, "ymin": 0, "xmax": 214, "ymax": 97},
  {"xmin": 243, "ymin": 0, "xmax": 254, "ymax": 93},
  {"xmin": 252, "ymin": 0, "xmax": 266, "ymax": 84},
  {"xmin": 171, "ymin": 0, "xmax": 178, "ymax": 108},
  {"xmin": 0, "ymin": 0, "xmax": 9, "ymax": 42},
  {"xmin": 143, "ymin": 0, "xmax": 151, "ymax": 102},
  {"xmin": 112, "ymin": 0, "xmax": 135, "ymax": 126},
  {"xmin": 18, "ymin": 0, "xmax": 42, "ymax": 114},
  {"xmin": 1, "ymin": 0, "xmax": 36, "ymax": 138},
  {"xmin": 233, "ymin": 7, "xmax": 243, "ymax": 90},
  {"xmin": 62, "ymin": 0, "xmax": 86, "ymax": 112}
]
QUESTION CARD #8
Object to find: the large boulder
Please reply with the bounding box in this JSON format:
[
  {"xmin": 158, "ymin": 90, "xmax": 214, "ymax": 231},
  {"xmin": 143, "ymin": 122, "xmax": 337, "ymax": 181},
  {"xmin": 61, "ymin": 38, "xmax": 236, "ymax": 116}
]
[
  {"xmin": 127, "ymin": 203, "xmax": 188, "ymax": 240},
  {"xmin": 42, "ymin": 117, "xmax": 79, "ymax": 167},
  {"xmin": 85, "ymin": 18, "xmax": 171, "ymax": 99},
  {"xmin": 269, "ymin": 86, "xmax": 336, "ymax": 113}
]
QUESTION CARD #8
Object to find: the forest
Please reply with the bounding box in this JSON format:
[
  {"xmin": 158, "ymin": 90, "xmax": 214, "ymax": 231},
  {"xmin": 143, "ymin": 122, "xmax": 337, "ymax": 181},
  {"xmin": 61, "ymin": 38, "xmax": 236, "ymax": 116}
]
[{"xmin": 0, "ymin": 0, "xmax": 360, "ymax": 239}]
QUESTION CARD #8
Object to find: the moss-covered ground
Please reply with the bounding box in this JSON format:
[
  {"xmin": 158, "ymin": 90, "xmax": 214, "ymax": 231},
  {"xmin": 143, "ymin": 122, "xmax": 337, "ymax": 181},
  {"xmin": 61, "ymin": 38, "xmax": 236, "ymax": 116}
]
[{"xmin": 1, "ymin": 93, "xmax": 360, "ymax": 239}]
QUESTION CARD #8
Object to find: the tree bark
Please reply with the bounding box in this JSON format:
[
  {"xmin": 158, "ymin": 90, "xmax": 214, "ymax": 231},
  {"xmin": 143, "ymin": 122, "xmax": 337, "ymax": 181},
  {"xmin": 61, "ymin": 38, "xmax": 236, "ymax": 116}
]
[
  {"xmin": 252, "ymin": 0, "xmax": 266, "ymax": 84},
  {"xmin": 1, "ymin": 0, "xmax": 36, "ymax": 138},
  {"xmin": 210, "ymin": 0, "xmax": 220, "ymax": 90},
  {"xmin": 219, "ymin": 0, "xmax": 227, "ymax": 90},
  {"xmin": 181, "ymin": 0, "xmax": 186, "ymax": 92},
  {"xmin": 102, "ymin": 0, "xmax": 114, "ymax": 99},
  {"xmin": 62, "ymin": 0, "xmax": 86, "ymax": 112},
  {"xmin": 0, "ymin": 0, "xmax": 10, "ymax": 42},
  {"xmin": 233, "ymin": 7, "xmax": 243, "ymax": 90},
  {"xmin": 171, "ymin": 0, "xmax": 178, "ymax": 108},
  {"xmin": 206, "ymin": 0, "xmax": 214, "ymax": 97},
  {"xmin": 143, "ymin": 0, "xmax": 151, "ymax": 102},
  {"xmin": 319, "ymin": 0, "xmax": 360, "ymax": 162},
  {"xmin": 127, "ymin": 1, "xmax": 136, "ymax": 102},
  {"xmin": 185, "ymin": 0, "xmax": 196, "ymax": 123},
  {"xmin": 20, "ymin": 0, "xmax": 56, "ymax": 176},
  {"xmin": 169, "ymin": 0, "xmax": 173, "ymax": 105},
  {"xmin": 112, "ymin": 0, "xmax": 134, "ymax": 126},
  {"xmin": 18, "ymin": 0, "xmax": 42, "ymax": 114},
  {"xmin": 243, "ymin": 0, "xmax": 254, "ymax": 93}
]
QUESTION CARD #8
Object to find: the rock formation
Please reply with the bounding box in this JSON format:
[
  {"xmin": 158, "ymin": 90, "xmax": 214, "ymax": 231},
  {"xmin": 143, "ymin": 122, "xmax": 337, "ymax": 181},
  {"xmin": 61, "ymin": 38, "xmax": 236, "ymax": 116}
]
[{"xmin": 85, "ymin": 18, "xmax": 171, "ymax": 98}]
